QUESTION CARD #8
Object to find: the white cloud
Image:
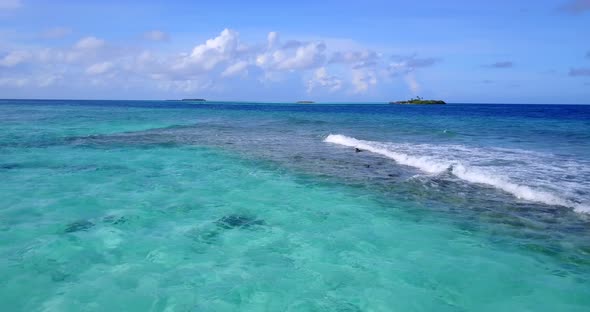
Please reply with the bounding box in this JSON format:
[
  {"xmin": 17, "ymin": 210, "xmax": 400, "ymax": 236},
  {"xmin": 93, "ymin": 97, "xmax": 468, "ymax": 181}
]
[
  {"xmin": 37, "ymin": 48, "xmax": 61, "ymax": 63},
  {"xmin": 144, "ymin": 30, "xmax": 169, "ymax": 41},
  {"xmin": 37, "ymin": 36, "xmax": 113, "ymax": 64},
  {"xmin": 0, "ymin": 27, "xmax": 441, "ymax": 96},
  {"xmin": 41, "ymin": 27, "xmax": 72, "ymax": 39},
  {"xmin": 330, "ymin": 50, "xmax": 379, "ymax": 68},
  {"xmin": 404, "ymin": 74, "xmax": 420, "ymax": 94},
  {"xmin": 157, "ymin": 78, "xmax": 213, "ymax": 93},
  {"xmin": 387, "ymin": 56, "xmax": 438, "ymax": 76},
  {"xmin": 0, "ymin": 50, "xmax": 30, "ymax": 67},
  {"xmin": 279, "ymin": 42, "xmax": 326, "ymax": 70},
  {"xmin": 38, "ymin": 74, "xmax": 61, "ymax": 87},
  {"xmin": 256, "ymin": 36, "xmax": 327, "ymax": 71},
  {"xmin": 86, "ymin": 61, "xmax": 113, "ymax": 75},
  {"xmin": 0, "ymin": 77, "xmax": 27, "ymax": 87},
  {"xmin": 267, "ymin": 31, "xmax": 279, "ymax": 49},
  {"xmin": 132, "ymin": 51, "xmax": 157, "ymax": 70},
  {"xmin": 307, "ymin": 67, "xmax": 342, "ymax": 93},
  {"xmin": 386, "ymin": 55, "xmax": 439, "ymax": 93},
  {"xmin": 351, "ymin": 69, "xmax": 377, "ymax": 93},
  {"xmin": 125, "ymin": 29, "xmax": 435, "ymax": 93},
  {"xmin": 172, "ymin": 28, "xmax": 242, "ymax": 73},
  {"xmin": 222, "ymin": 60, "xmax": 249, "ymax": 77},
  {"xmin": 0, "ymin": 0, "xmax": 21, "ymax": 9},
  {"xmin": 0, "ymin": 74, "xmax": 60, "ymax": 88},
  {"xmin": 75, "ymin": 36, "xmax": 105, "ymax": 50}
]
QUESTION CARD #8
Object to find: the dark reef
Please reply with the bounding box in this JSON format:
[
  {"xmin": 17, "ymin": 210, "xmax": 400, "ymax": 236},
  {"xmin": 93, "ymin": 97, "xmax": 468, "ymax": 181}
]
[
  {"xmin": 64, "ymin": 220, "xmax": 95, "ymax": 233},
  {"xmin": 215, "ymin": 215, "xmax": 265, "ymax": 229}
]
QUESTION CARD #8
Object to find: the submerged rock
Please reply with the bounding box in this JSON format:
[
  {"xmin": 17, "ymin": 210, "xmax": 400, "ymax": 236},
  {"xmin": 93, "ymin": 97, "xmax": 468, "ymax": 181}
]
[
  {"xmin": 50, "ymin": 271, "xmax": 70, "ymax": 282},
  {"xmin": 215, "ymin": 214, "xmax": 265, "ymax": 229},
  {"xmin": 0, "ymin": 163, "xmax": 22, "ymax": 170},
  {"xmin": 102, "ymin": 215, "xmax": 128, "ymax": 225},
  {"xmin": 64, "ymin": 220, "xmax": 94, "ymax": 233}
]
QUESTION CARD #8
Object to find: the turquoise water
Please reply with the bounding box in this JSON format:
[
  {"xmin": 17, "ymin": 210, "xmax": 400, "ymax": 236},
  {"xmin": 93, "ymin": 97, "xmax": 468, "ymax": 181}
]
[{"xmin": 1, "ymin": 100, "xmax": 589, "ymax": 311}]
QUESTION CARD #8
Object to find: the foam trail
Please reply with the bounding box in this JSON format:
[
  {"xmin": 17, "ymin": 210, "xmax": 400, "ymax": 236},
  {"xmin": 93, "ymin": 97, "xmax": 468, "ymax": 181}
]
[
  {"xmin": 324, "ymin": 134, "xmax": 449, "ymax": 174},
  {"xmin": 324, "ymin": 134, "xmax": 589, "ymax": 213},
  {"xmin": 450, "ymin": 164, "xmax": 578, "ymax": 210}
]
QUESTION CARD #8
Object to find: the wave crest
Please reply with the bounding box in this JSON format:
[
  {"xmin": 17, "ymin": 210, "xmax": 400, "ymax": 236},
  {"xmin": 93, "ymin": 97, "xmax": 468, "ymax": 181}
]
[{"xmin": 324, "ymin": 134, "xmax": 589, "ymax": 213}]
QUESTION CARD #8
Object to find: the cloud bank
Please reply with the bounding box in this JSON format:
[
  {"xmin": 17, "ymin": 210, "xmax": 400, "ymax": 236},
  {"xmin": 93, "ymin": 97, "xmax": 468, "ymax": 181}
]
[{"xmin": 0, "ymin": 28, "xmax": 440, "ymax": 96}]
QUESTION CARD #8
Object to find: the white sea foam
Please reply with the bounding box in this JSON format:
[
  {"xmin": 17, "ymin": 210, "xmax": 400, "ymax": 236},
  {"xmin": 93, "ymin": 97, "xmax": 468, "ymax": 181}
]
[
  {"xmin": 325, "ymin": 134, "xmax": 590, "ymax": 213},
  {"xmin": 325, "ymin": 134, "xmax": 449, "ymax": 174}
]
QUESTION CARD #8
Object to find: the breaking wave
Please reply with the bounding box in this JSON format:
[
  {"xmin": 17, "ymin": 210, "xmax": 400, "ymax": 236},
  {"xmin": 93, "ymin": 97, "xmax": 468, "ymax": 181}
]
[{"xmin": 325, "ymin": 134, "xmax": 589, "ymax": 213}]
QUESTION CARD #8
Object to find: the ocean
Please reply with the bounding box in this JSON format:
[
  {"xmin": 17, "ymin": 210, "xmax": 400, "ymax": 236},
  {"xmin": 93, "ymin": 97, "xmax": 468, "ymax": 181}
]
[{"xmin": 1, "ymin": 100, "xmax": 589, "ymax": 311}]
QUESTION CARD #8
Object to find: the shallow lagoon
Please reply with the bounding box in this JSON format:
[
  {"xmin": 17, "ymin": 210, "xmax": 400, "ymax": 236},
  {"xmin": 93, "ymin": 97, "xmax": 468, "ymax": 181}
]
[{"xmin": 1, "ymin": 100, "xmax": 589, "ymax": 311}]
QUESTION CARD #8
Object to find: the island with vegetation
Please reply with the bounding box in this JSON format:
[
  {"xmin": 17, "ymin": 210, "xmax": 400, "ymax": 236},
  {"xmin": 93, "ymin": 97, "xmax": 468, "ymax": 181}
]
[
  {"xmin": 181, "ymin": 98, "xmax": 206, "ymax": 102},
  {"xmin": 296, "ymin": 100, "xmax": 315, "ymax": 104},
  {"xmin": 390, "ymin": 96, "xmax": 445, "ymax": 105}
]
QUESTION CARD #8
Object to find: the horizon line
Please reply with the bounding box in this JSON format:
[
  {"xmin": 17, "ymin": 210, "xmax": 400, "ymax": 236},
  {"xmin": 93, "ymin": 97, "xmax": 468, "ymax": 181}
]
[{"xmin": 0, "ymin": 98, "xmax": 589, "ymax": 106}]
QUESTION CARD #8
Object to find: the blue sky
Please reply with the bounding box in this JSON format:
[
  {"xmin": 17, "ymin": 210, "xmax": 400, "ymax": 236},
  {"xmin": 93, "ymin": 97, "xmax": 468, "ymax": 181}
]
[{"xmin": 0, "ymin": 0, "xmax": 589, "ymax": 103}]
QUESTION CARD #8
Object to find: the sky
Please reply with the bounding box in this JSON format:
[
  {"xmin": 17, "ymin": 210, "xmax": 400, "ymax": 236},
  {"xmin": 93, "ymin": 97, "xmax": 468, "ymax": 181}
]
[{"xmin": 0, "ymin": 0, "xmax": 589, "ymax": 103}]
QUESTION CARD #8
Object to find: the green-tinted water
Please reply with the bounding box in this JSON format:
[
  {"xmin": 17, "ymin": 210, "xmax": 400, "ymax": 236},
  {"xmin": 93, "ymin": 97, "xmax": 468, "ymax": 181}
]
[{"xmin": 1, "ymin": 101, "xmax": 589, "ymax": 311}]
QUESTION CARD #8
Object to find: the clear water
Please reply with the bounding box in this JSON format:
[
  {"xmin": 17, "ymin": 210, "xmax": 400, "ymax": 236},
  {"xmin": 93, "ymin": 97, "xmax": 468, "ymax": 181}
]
[{"xmin": 1, "ymin": 100, "xmax": 589, "ymax": 311}]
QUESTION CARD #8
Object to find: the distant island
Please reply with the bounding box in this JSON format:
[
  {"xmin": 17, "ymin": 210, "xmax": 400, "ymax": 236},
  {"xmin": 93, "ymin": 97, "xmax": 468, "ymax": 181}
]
[
  {"xmin": 390, "ymin": 96, "xmax": 445, "ymax": 105},
  {"xmin": 181, "ymin": 98, "xmax": 206, "ymax": 102},
  {"xmin": 296, "ymin": 101, "xmax": 315, "ymax": 104}
]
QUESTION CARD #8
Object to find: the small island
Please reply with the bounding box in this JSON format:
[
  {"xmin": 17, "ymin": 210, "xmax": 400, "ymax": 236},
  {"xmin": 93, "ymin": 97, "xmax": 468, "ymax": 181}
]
[
  {"xmin": 296, "ymin": 101, "xmax": 315, "ymax": 104},
  {"xmin": 390, "ymin": 96, "xmax": 445, "ymax": 105},
  {"xmin": 181, "ymin": 98, "xmax": 206, "ymax": 102}
]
